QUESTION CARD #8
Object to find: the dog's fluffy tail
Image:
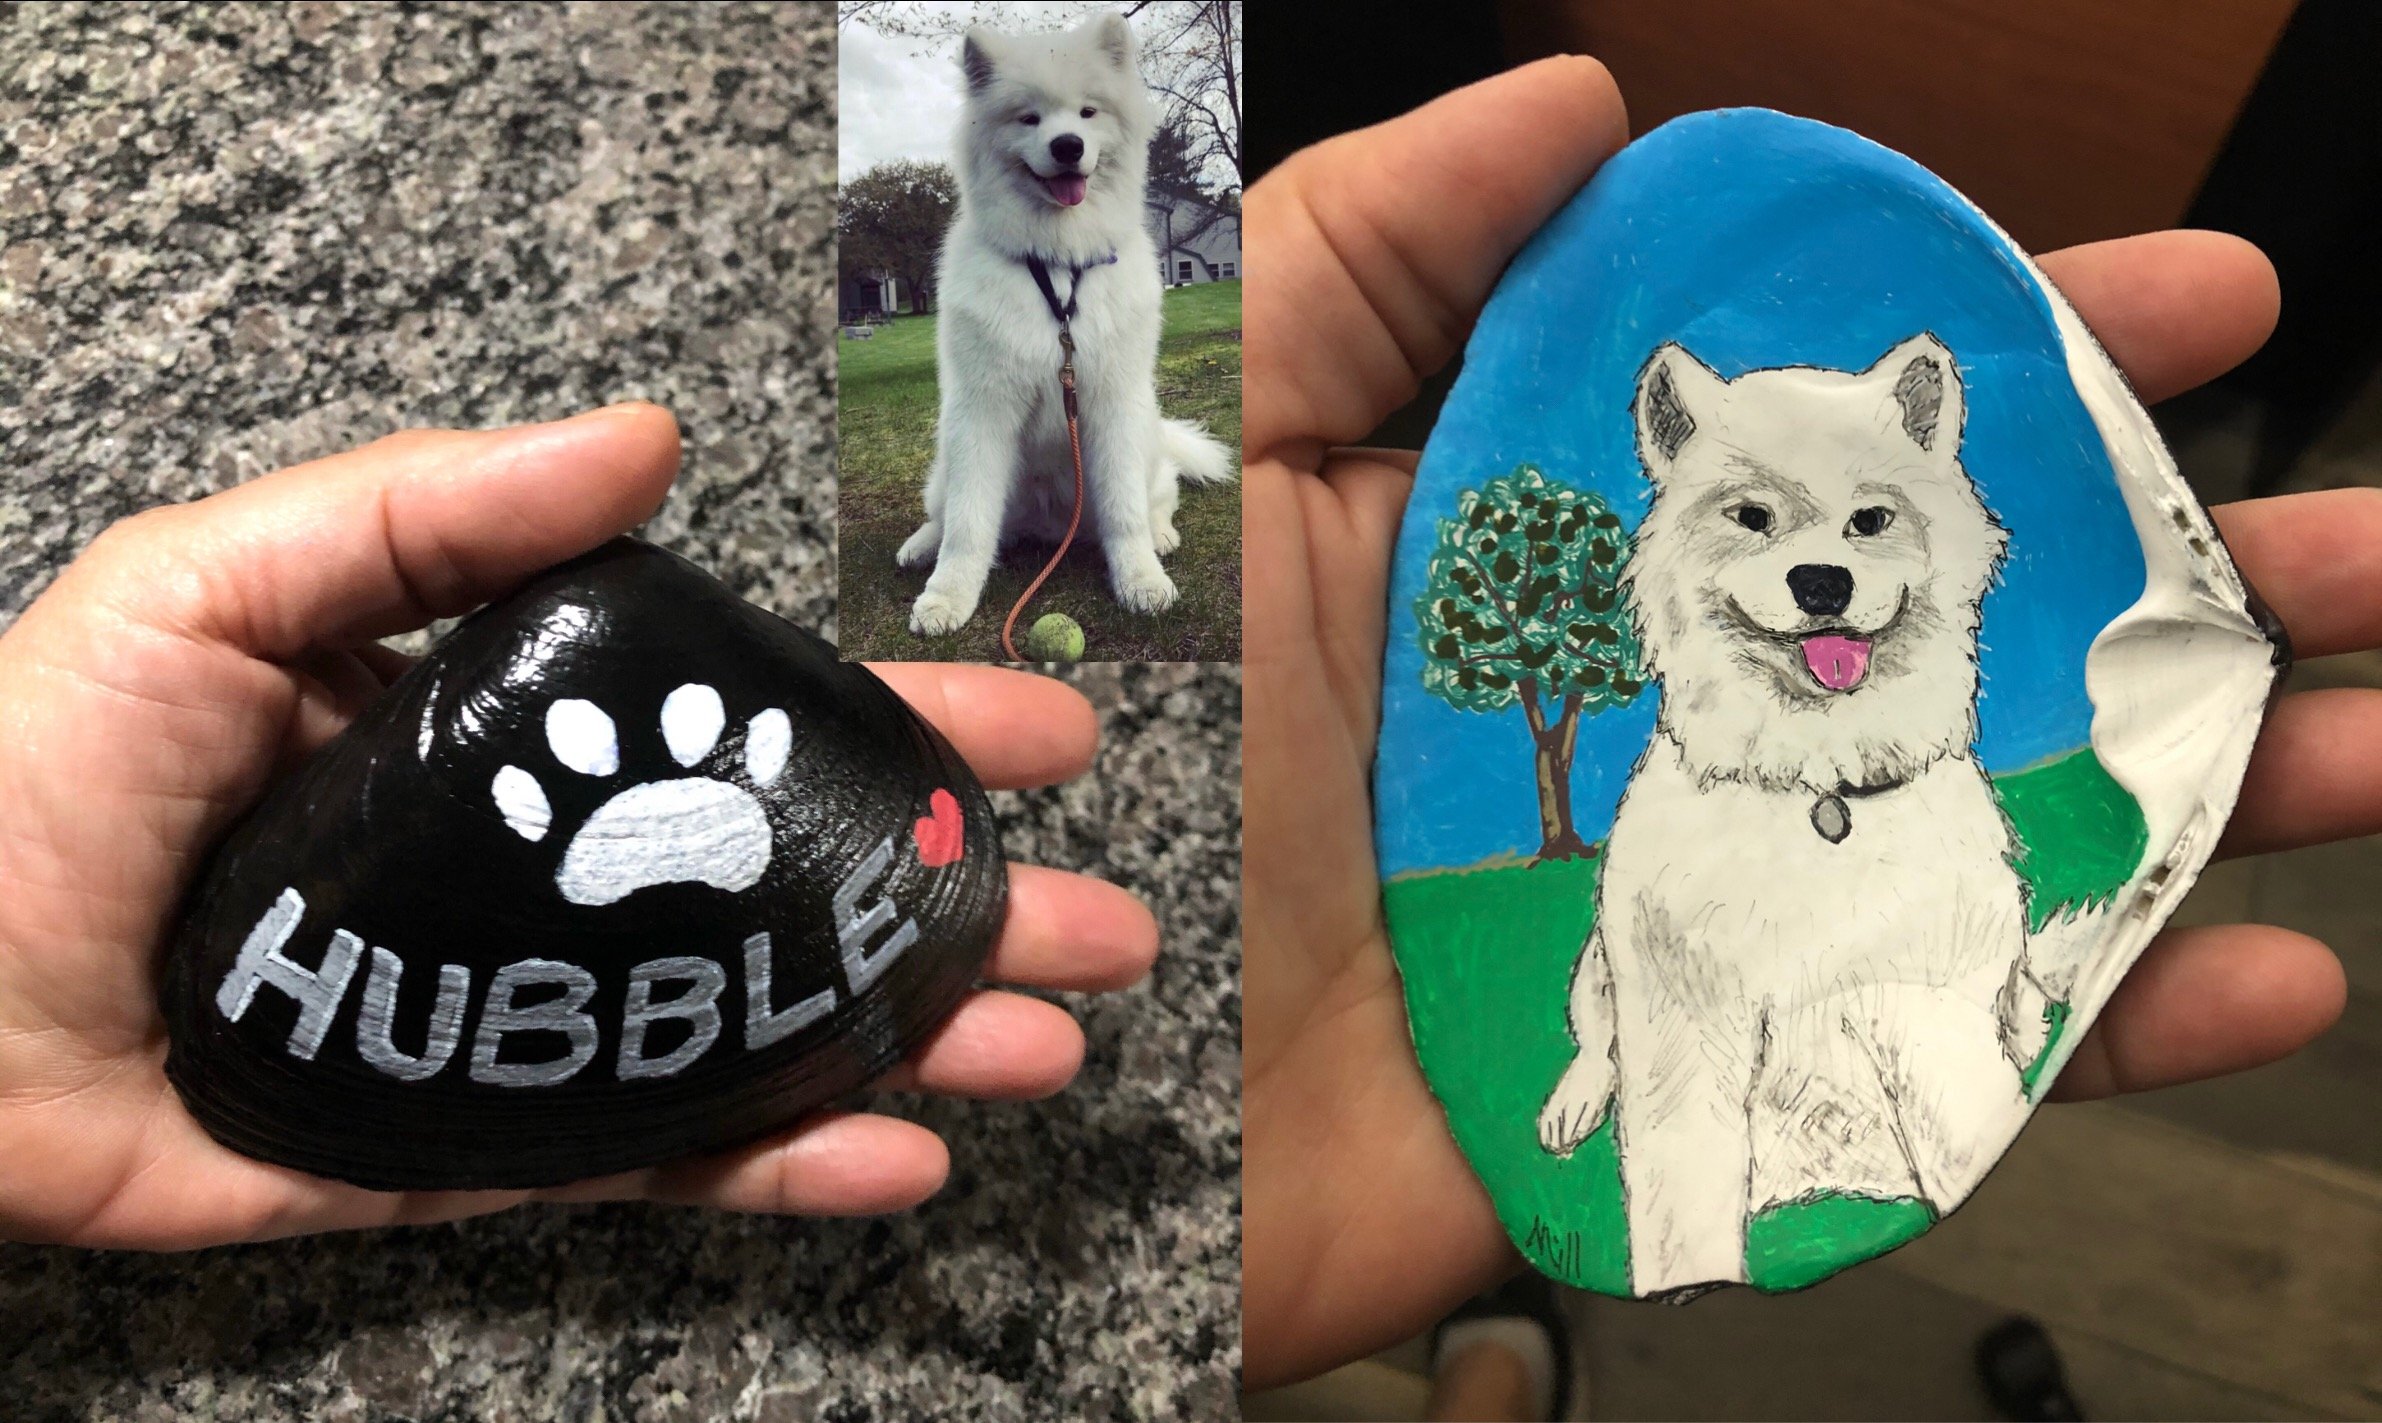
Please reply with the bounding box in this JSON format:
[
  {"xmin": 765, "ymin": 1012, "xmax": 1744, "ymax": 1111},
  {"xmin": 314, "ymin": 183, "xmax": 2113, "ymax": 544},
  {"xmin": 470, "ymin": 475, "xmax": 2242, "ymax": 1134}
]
[{"xmin": 1159, "ymin": 417, "xmax": 1236, "ymax": 485}]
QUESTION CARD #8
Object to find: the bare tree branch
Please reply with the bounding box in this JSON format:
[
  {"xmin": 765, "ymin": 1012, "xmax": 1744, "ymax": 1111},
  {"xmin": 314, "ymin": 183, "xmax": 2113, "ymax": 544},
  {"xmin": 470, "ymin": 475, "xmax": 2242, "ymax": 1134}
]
[{"xmin": 845, "ymin": 2, "xmax": 1241, "ymax": 187}]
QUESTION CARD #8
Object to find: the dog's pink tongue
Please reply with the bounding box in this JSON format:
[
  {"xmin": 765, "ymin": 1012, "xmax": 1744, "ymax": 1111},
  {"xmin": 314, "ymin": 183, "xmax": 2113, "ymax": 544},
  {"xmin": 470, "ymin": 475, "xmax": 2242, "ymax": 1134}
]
[
  {"xmin": 1801, "ymin": 634, "xmax": 1872, "ymax": 691},
  {"xmin": 1046, "ymin": 173, "xmax": 1088, "ymax": 206}
]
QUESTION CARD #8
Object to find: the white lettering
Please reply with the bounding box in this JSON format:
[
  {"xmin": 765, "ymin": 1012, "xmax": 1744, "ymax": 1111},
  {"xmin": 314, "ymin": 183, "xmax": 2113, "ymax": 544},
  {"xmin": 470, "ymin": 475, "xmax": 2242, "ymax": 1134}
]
[
  {"xmin": 618, "ymin": 956, "xmax": 727, "ymax": 1080},
  {"xmin": 743, "ymin": 931, "xmax": 837, "ymax": 1049},
  {"xmin": 834, "ymin": 836, "xmax": 919, "ymax": 997},
  {"xmin": 356, "ymin": 946, "xmax": 469, "ymax": 1082},
  {"xmin": 470, "ymin": 959, "xmax": 600, "ymax": 1087},
  {"xmin": 220, "ymin": 878, "xmax": 922, "ymax": 1086},
  {"xmin": 215, "ymin": 889, "xmax": 362, "ymax": 1061}
]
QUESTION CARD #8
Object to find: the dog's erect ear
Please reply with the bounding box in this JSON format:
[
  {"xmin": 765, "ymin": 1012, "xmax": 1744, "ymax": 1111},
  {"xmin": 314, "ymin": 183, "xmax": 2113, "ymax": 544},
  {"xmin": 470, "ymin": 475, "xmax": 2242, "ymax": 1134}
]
[
  {"xmin": 1635, "ymin": 342, "xmax": 1725, "ymax": 471},
  {"xmin": 1087, "ymin": 12, "xmax": 1137, "ymax": 71},
  {"xmin": 960, "ymin": 29, "xmax": 1000, "ymax": 92},
  {"xmin": 1871, "ymin": 332, "xmax": 1964, "ymax": 455}
]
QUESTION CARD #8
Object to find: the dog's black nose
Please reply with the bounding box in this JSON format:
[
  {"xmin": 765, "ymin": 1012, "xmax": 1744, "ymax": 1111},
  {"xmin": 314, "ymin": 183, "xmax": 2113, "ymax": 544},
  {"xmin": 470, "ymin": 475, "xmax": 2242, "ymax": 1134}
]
[
  {"xmin": 1787, "ymin": 564, "xmax": 1854, "ymax": 617},
  {"xmin": 1050, "ymin": 134, "xmax": 1085, "ymax": 164}
]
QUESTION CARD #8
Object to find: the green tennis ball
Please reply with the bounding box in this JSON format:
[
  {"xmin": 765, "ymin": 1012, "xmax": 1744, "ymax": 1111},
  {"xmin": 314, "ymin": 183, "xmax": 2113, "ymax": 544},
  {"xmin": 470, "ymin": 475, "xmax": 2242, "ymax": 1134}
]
[{"xmin": 1025, "ymin": 612, "xmax": 1085, "ymax": 662}]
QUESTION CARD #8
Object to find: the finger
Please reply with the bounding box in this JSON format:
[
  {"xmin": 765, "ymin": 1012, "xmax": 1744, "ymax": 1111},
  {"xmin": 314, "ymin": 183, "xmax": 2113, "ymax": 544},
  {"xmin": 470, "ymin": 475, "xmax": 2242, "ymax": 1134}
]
[
  {"xmin": 282, "ymin": 648, "xmax": 393, "ymax": 757},
  {"xmin": 2048, "ymin": 924, "xmax": 2345, "ymax": 1100},
  {"xmin": 1321, "ymin": 446, "xmax": 1422, "ymax": 554},
  {"xmin": 984, "ymin": 865, "xmax": 1159, "ymax": 991},
  {"xmin": 353, "ymin": 642, "xmax": 418, "ymax": 687},
  {"xmin": 1248, "ymin": 56, "xmax": 1628, "ymax": 454},
  {"xmin": 1302, "ymin": 450, "xmax": 1425, "ymax": 743},
  {"xmin": 83, "ymin": 403, "xmax": 682, "ymax": 659},
  {"xmin": 2214, "ymin": 488, "xmax": 2382, "ymax": 659},
  {"xmin": 547, "ymin": 1111, "xmax": 951, "ymax": 1216},
  {"xmin": 2220, "ymin": 688, "xmax": 2382, "ymax": 857},
  {"xmin": 874, "ymin": 989, "xmax": 1086, "ymax": 1100},
  {"xmin": 866, "ymin": 662, "xmax": 1098, "ymax": 790},
  {"xmin": 2035, "ymin": 232, "xmax": 2278, "ymax": 405},
  {"xmin": 283, "ymin": 643, "xmax": 422, "ymax": 757}
]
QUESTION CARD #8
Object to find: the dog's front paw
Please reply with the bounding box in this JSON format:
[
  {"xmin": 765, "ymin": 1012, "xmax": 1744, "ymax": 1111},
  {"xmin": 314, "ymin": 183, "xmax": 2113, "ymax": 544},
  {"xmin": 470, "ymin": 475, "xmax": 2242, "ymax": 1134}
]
[
  {"xmin": 1996, "ymin": 968, "xmax": 2055, "ymax": 1077},
  {"xmin": 1152, "ymin": 521, "xmax": 1181, "ymax": 556},
  {"xmin": 1112, "ymin": 566, "xmax": 1178, "ymax": 614},
  {"xmin": 1537, "ymin": 1097, "xmax": 1591, "ymax": 1157},
  {"xmin": 1537, "ymin": 1056, "xmax": 1613, "ymax": 1156},
  {"xmin": 895, "ymin": 524, "xmax": 940, "ymax": 569},
  {"xmin": 1648, "ymin": 1281, "xmax": 1733, "ymax": 1305},
  {"xmin": 909, "ymin": 586, "xmax": 980, "ymax": 636}
]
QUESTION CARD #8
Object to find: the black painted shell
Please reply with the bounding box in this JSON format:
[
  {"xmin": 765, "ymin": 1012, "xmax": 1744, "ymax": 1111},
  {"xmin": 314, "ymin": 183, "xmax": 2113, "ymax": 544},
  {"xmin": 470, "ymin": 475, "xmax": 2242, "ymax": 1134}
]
[{"xmin": 162, "ymin": 539, "xmax": 1006, "ymax": 1190}]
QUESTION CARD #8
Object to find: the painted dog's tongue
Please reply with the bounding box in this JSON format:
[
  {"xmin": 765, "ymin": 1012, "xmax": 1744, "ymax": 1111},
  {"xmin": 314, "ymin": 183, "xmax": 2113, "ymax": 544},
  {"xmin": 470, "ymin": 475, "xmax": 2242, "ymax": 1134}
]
[
  {"xmin": 1044, "ymin": 173, "xmax": 1088, "ymax": 206},
  {"xmin": 1801, "ymin": 634, "xmax": 1872, "ymax": 691}
]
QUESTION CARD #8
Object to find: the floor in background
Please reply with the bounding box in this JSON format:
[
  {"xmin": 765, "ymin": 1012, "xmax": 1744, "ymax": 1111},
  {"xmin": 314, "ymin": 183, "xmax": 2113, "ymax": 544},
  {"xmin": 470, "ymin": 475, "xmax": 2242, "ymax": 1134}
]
[{"xmin": 1247, "ymin": 377, "xmax": 2382, "ymax": 1422}]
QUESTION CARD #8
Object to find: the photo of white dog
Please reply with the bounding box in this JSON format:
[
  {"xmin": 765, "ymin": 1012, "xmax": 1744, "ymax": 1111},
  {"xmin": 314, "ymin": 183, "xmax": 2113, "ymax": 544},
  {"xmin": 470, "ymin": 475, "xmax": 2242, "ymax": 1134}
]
[
  {"xmin": 1535, "ymin": 333, "xmax": 2038, "ymax": 1298},
  {"xmin": 897, "ymin": 13, "xmax": 1234, "ymax": 636}
]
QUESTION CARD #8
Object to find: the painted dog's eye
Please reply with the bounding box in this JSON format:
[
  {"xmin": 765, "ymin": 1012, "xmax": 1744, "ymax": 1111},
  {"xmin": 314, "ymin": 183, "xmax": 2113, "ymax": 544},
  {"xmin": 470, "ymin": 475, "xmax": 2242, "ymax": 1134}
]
[
  {"xmin": 1019, "ymin": 113, "xmax": 1041, "ymax": 126},
  {"xmin": 1732, "ymin": 504, "xmax": 1773, "ymax": 533},
  {"xmin": 1848, "ymin": 506, "xmax": 1894, "ymax": 537},
  {"xmin": 1080, "ymin": 106, "xmax": 1097, "ymax": 119}
]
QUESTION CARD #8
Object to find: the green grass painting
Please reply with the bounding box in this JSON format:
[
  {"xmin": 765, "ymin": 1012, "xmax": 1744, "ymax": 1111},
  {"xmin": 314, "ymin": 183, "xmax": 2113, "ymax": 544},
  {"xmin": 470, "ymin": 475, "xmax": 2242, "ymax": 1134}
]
[
  {"xmin": 836, "ymin": 281, "xmax": 1242, "ymax": 662},
  {"xmin": 1382, "ymin": 746, "xmax": 2146, "ymax": 1295},
  {"xmin": 1995, "ymin": 744, "xmax": 2151, "ymax": 932}
]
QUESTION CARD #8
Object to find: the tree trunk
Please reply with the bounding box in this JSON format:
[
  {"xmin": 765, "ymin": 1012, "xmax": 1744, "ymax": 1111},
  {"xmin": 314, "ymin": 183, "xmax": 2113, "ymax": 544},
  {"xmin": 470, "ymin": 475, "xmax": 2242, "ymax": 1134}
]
[{"xmin": 1522, "ymin": 682, "xmax": 1590, "ymax": 861}]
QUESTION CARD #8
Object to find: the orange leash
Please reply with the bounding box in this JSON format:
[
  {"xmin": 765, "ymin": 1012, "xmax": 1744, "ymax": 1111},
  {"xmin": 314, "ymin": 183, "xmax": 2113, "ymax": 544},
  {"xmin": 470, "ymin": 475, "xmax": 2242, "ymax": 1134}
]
[{"xmin": 1000, "ymin": 328, "xmax": 1084, "ymax": 661}]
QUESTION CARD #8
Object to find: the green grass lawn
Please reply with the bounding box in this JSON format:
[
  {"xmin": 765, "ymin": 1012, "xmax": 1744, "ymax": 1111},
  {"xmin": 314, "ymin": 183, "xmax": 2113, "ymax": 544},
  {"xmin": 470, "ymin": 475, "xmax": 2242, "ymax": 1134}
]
[
  {"xmin": 837, "ymin": 280, "xmax": 1242, "ymax": 662},
  {"xmin": 1381, "ymin": 746, "xmax": 2145, "ymax": 1295}
]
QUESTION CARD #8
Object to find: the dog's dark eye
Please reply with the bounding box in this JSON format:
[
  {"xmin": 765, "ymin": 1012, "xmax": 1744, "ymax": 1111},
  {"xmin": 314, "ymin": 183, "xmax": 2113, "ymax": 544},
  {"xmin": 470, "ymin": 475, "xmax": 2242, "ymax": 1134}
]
[
  {"xmin": 1848, "ymin": 506, "xmax": 1894, "ymax": 537},
  {"xmin": 1019, "ymin": 113, "xmax": 1041, "ymax": 127},
  {"xmin": 1081, "ymin": 106, "xmax": 1097, "ymax": 119},
  {"xmin": 1732, "ymin": 505, "xmax": 1773, "ymax": 533}
]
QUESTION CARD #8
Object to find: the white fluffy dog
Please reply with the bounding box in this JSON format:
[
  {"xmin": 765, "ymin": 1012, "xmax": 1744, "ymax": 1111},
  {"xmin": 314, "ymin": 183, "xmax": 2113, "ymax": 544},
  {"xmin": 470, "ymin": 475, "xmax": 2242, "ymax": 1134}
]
[
  {"xmin": 898, "ymin": 12, "xmax": 1233, "ymax": 636},
  {"xmin": 1535, "ymin": 334, "xmax": 2034, "ymax": 1297}
]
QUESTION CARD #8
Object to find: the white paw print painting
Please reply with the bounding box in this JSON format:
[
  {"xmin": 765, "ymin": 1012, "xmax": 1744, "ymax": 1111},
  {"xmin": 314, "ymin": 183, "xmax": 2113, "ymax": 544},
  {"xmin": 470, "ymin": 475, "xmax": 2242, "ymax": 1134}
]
[{"xmin": 491, "ymin": 683, "xmax": 794, "ymax": 906}]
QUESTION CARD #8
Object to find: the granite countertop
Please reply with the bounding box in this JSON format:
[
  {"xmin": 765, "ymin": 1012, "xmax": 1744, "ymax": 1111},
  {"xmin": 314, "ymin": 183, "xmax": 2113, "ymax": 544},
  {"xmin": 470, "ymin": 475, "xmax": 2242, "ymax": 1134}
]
[{"xmin": 0, "ymin": 5, "xmax": 1241, "ymax": 1418}]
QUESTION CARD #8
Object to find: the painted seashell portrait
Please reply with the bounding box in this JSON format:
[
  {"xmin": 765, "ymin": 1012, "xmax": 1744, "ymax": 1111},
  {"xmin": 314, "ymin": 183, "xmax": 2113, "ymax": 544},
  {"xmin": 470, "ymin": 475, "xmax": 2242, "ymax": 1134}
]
[
  {"xmin": 162, "ymin": 539, "xmax": 1006, "ymax": 1191},
  {"xmin": 1374, "ymin": 109, "xmax": 2286, "ymax": 1299}
]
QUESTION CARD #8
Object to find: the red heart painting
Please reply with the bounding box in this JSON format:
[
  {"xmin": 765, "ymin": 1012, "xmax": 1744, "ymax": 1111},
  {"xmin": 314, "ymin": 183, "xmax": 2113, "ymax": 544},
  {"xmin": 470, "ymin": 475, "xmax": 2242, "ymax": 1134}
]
[{"xmin": 913, "ymin": 788, "xmax": 964, "ymax": 868}]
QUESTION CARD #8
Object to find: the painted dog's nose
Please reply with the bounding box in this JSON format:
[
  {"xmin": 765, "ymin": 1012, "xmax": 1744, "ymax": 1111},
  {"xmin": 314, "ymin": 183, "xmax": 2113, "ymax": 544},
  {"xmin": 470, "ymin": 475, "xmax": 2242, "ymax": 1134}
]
[
  {"xmin": 1050, "ymin": 134, "xmax": 1085, "ymax": 165},
  {"xmin": 1787, "ymin": 564, "xmax": 1854, "ymax": 617}
]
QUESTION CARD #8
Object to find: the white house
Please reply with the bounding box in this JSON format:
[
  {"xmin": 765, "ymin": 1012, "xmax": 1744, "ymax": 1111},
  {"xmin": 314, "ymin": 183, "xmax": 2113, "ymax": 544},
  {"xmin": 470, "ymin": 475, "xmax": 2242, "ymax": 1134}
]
[
  {"xmin": 838, "ymin": 271, "xmax": 906, "ymax": 323},
  {"xmin": 1146, "ymin": 195, "xmax": 1240, "ymax": 287}
]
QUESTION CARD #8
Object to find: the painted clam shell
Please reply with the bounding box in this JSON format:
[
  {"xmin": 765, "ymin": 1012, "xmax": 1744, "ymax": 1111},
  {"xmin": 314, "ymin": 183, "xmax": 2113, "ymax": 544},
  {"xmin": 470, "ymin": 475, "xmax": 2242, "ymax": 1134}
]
[
  {"xmin": 162, "ymin": 539, "xmax": 1005, "ymax": 1190},
  {"xmin": 1374, "ymin": 110, "xmax": 2286, "ymax": 1298}
]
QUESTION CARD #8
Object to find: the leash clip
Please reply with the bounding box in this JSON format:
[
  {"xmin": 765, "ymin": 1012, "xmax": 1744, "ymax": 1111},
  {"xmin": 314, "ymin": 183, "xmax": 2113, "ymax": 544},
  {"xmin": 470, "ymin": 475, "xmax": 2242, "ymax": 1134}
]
[{"xmin": 1058, "ymin": 324, "xmax": 1078, "ymax": 416}]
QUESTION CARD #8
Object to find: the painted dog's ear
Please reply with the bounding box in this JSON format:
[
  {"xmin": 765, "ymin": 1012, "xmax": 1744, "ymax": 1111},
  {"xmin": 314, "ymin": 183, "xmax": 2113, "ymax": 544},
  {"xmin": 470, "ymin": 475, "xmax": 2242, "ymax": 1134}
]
[
  {"xmin": 1869, "ymin": 332, "xmax": 1964, "ymax": 456},
  {"xmin": 1635, "ymin": 342, "xmax": 1726, "ymax": 474},
  {"xmin": 960, "ymin": 28, "xmax": 1001, "ymax": 92}
]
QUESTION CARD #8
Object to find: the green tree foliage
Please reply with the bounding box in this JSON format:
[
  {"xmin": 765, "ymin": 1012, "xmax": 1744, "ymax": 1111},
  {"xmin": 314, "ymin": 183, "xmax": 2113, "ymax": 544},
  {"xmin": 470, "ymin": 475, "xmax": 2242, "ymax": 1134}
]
[
  {"xmin": 837, "ymin": 160, "xmax": 956, "ymax": 315},
  {"xmin": 1416, "ymin": 464, "xmax": 1646, "ymax": 859}
]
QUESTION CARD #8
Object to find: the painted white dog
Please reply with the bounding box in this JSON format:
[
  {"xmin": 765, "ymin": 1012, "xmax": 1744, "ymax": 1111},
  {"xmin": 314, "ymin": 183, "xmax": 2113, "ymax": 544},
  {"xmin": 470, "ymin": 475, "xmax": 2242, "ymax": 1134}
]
[
  {"xmin": 1535, "ymin": 334, "xmax": 2034, "ymax": 1297},
  {"xmin": 899, "ymin": 13, "xmax": 1233, "ymax": 636}
]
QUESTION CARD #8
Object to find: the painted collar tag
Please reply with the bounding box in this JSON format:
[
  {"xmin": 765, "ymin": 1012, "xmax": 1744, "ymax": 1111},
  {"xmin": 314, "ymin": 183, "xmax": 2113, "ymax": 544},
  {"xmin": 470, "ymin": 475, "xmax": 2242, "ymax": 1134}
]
[{"xmin": 1811, "ymin": 774, "xmax": 1911, "ymax": 843}]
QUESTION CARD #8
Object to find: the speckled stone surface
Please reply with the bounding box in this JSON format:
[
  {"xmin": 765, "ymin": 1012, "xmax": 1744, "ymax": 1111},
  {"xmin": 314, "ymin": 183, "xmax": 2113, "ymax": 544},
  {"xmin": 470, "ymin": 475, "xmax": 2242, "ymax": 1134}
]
[{"xmin": 0, "ymin": 5, "xmax": 1241, "ymax": 1419}]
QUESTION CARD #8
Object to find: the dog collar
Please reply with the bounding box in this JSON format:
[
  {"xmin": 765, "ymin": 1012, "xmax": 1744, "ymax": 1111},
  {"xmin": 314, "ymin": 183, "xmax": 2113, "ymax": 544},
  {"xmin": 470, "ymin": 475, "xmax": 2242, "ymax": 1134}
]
[
  {"xmin": 1810, "ymin": 773, "xmax": 1910, "ymax": 844},
  {"xmin": 1015, "ymin": 249, "xmax": 1120, "ymax": 273}
]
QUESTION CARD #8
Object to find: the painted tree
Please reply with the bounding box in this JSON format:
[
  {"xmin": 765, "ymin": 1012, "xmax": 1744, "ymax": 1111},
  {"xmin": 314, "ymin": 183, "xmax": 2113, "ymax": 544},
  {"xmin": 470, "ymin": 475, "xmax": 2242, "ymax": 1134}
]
[{"xmin": 1416, "ymin": 464, "xmax": 1647, "ymax": 861}]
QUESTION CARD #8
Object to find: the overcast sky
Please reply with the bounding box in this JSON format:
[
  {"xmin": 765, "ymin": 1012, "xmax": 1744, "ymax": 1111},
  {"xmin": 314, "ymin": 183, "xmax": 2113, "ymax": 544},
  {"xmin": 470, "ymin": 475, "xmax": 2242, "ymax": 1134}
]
[
  {"xmin": 840, "ymin": 3, "xmax": 1239, "ymax": 189},
  {"xmin": 837, "ymin": 19, "xmax": 964, "ymax": 182}
]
